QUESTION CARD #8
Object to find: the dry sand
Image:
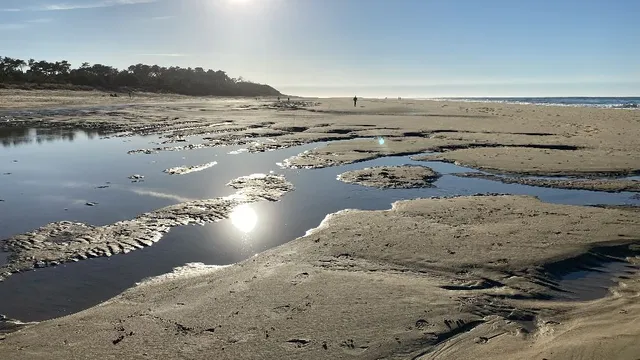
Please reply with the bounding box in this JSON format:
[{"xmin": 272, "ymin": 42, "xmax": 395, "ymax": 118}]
[
  {"xmin": 1, "ymin": 196, "xmax": 639, "ymax": 359},
  {"xmin": 1, "ymin": 91, "xmax": 640, "ymax": 359},
  {"xmin": 0, "ymin": 89, "xmax": 189, "ymax": 109},
  {"xmin": 2, "ymin": 91, "xmax": 639, "ymax": 177}
]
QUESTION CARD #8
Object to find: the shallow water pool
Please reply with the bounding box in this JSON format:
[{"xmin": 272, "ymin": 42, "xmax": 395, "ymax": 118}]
[{"xmin": 0, "ymin": 127, "xmax": 638, "ymax": 321}]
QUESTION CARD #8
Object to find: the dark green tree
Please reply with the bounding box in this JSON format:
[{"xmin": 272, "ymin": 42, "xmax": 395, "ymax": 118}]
[{"xmin": 0, "ymin": 55, "xmax": 281, "ymax": 96}]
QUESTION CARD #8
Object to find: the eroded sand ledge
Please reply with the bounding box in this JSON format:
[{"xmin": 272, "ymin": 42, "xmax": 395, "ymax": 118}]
[
  {"xmin": 454, "ymin": 172, "xmax": 640, "ymax": 193},
  {"xmin": 0, "ymin": 174, "xmax": 293, "ymax": 282},
  {"xmin": 338, "ymin": 165, "xmax": 439, "ymax": 189},
  {"xmin": 163, "ymin": 161, "xmax": 217, "ymax": 175},
  {"xmin": 1, "ymin": 195, "xmax": 639, "ymax": 359}
]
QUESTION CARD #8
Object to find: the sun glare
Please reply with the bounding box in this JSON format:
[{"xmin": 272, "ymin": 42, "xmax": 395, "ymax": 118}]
[{"xmin": 230, "ymin": 204, "xmax": 258, "ymax": 233}]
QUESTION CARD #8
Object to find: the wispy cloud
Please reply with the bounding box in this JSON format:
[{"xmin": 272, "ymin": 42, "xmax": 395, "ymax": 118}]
[
  {"xmin": 138, "ymin": 53, "xmax": 189, "ymax": 57},
  {"xmin": 150, "ymin": 15, "xmax": 174, "ymax": 20},
  {"xmin": 0, "ymin": 23, "xmax": 28, "ymax": 30},
  {"xmin": 26, "ymin": 18, "xmax": 53, "ymax": 23},
  {"xmin": 0, "ymin": 18, "xmax": 53, "ymax": 30},
  {"xmin": 2, "ymin": 0, "xmax": 157, "ymax": 12}
]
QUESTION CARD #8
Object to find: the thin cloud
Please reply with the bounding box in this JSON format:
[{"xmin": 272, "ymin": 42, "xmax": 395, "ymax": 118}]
[
  {"xmin": 0, "ymin": 23, "xmax": 28, "ymax": 30},
  {"xmin": 150, "ymin": 15, "xmax": 175, "ymax": 20},
  {"xmin": 138, "ymin": 53, "xmax": 189, "ymax": 57},
  {"xmin": 2, "ymin": 0, "xmax": 157, "ymax": 12},
  {"xmin": 0, "ymin": 19, "xmax": 52, "ymax": 30},
  {"xmin": 26, "ymin": 18, "xmax": 53, "ymax": 23}
]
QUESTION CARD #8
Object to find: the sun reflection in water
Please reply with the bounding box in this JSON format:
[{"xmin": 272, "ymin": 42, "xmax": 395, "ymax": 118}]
[{"xmin": 230, "ymin": 204, "xmax": 258, "ymax": 233}]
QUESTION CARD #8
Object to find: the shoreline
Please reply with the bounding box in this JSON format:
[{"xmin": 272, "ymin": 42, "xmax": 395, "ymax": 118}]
[
  {"xmin": 2, "ymin": 89, "xmax": 639, "ymax": 111},
  {"xmin": 423, "ymin": 96, "xmax": 640, "ymax": 109}
]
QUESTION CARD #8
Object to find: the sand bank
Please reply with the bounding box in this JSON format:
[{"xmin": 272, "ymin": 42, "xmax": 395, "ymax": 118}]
[
  {"xmin": 1, "ymin": 195, "xmax": 638, "ymax": 359},
  {"xmin": 338, "ymin": 165, "xmax": 439, "ymax": 189}
]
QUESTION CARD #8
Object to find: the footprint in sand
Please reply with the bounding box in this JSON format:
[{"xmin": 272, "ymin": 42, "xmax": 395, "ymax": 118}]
[
  {"xmin": 284, "ymin": 338, "xmax": 310, "ymax": 349},
  {"xmin": 291, "ymin": 272, "xmax": 310, "ymax": 285},
  {"xmin": 339, "ymin": 339, "xmax": 369, "ymax": 355}
]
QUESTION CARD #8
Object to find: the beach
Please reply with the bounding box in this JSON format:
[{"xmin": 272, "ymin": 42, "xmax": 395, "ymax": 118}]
[{"xmin": 1, "ymin": 90, "xmax": 639, "ymax": 359}]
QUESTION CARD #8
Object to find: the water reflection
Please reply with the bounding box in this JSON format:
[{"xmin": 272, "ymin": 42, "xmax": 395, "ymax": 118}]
[
  {"xmin": 230, "ymin": 204, "xmax": 258, "ymax": 233},
  {"xmin": 0, "ymin": 127, "xmax": 106, "ymax": 148}
]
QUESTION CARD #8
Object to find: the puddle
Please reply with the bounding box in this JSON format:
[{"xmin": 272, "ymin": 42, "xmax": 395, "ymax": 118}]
[
  {"xmin": 1, "ymin": 127, "xmax": 639, "ymax": 322},
  {"xmin": 557, "ymin": 261, "xmax": 637, "ymax": 301},
  {"xmin": 546, "ymin": 244, "xmax": 640, "ymax": 301},
  {"xmin": 0, "ymin": 126, "xmax": 321, "ymax": 239}
]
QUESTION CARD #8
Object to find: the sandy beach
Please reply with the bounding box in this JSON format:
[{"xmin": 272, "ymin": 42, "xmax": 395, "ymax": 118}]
[
  {"xmin": 1, "ymin": 90, "xmax": 639, "ymax": 359},
  {"xmin": 4, "ymin": 90, "xmax": 637, "ymax": 176}
]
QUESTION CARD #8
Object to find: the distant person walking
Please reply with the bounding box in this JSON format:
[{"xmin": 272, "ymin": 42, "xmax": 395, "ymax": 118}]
[{"xmin": 353, "ymin": 96, "xmax": 358, "ymax": 107}]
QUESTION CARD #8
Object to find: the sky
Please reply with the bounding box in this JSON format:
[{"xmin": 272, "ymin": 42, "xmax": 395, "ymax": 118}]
[{"xmin": 0, "ymin": 0, "xmax": 638, "ymax": 97}]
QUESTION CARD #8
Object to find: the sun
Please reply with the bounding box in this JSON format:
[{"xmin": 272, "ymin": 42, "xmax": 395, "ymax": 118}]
[{"xmin": 230, "ymin": 204, "xmax": 258, "ymax": 233}]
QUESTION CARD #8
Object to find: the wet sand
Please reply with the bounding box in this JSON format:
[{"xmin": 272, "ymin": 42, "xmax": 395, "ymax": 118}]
[
  {"xmin": 1, "ymin": 196, "xmax": 639, "ymax": 358},
  {"xmin": 338, "ymin": 165, "xmax": 439, "ymax": 189},
  {"xmin": 1, "ymin": 91, "xmax": 640, "ymax": 359},
  {"xmin": 454, "ymin": 172, "xmax": 640, "ymax": 193},
  {"xmin": 2, "ymin": 91, "xmax": 639, "ymax": 179}
]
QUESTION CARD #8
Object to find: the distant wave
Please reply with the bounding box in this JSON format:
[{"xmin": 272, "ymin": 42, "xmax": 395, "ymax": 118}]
[{"xmin": 428, "ymin": 97, "xmax": 640, "ymax": 109}]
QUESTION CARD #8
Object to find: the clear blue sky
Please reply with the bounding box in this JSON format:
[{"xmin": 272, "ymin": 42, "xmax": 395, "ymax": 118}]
[{"xmin": 1, "ymin": 0, "xmax": 638, "ymax": 97}]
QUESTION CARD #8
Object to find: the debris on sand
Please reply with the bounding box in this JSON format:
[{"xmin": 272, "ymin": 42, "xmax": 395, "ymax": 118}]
[
  {"xmin": 163, "ymin": 162, "xmax": 217, "ymax": 175},
  {"xmin": 265, "ymin": 100, "xmax": 319, "ymax": 110},
  {"xmin": 338, "ymin": 165, "xmax": 440, "ymax": 189},
  {"xmin": 128, "ymin": 174, "xmax": 145, "ymax": 183}
]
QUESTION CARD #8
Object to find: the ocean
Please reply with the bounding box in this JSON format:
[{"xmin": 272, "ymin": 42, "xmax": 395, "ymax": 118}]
[{"xmin": 434, "ymin": 97, "xmax": 640, "ymax": 109}]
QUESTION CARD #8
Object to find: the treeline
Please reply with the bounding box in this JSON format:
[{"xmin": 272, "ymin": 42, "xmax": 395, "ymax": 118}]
[{"xmin": 0, "ymin": 56, "xmax": 282, "ymax": 97}]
